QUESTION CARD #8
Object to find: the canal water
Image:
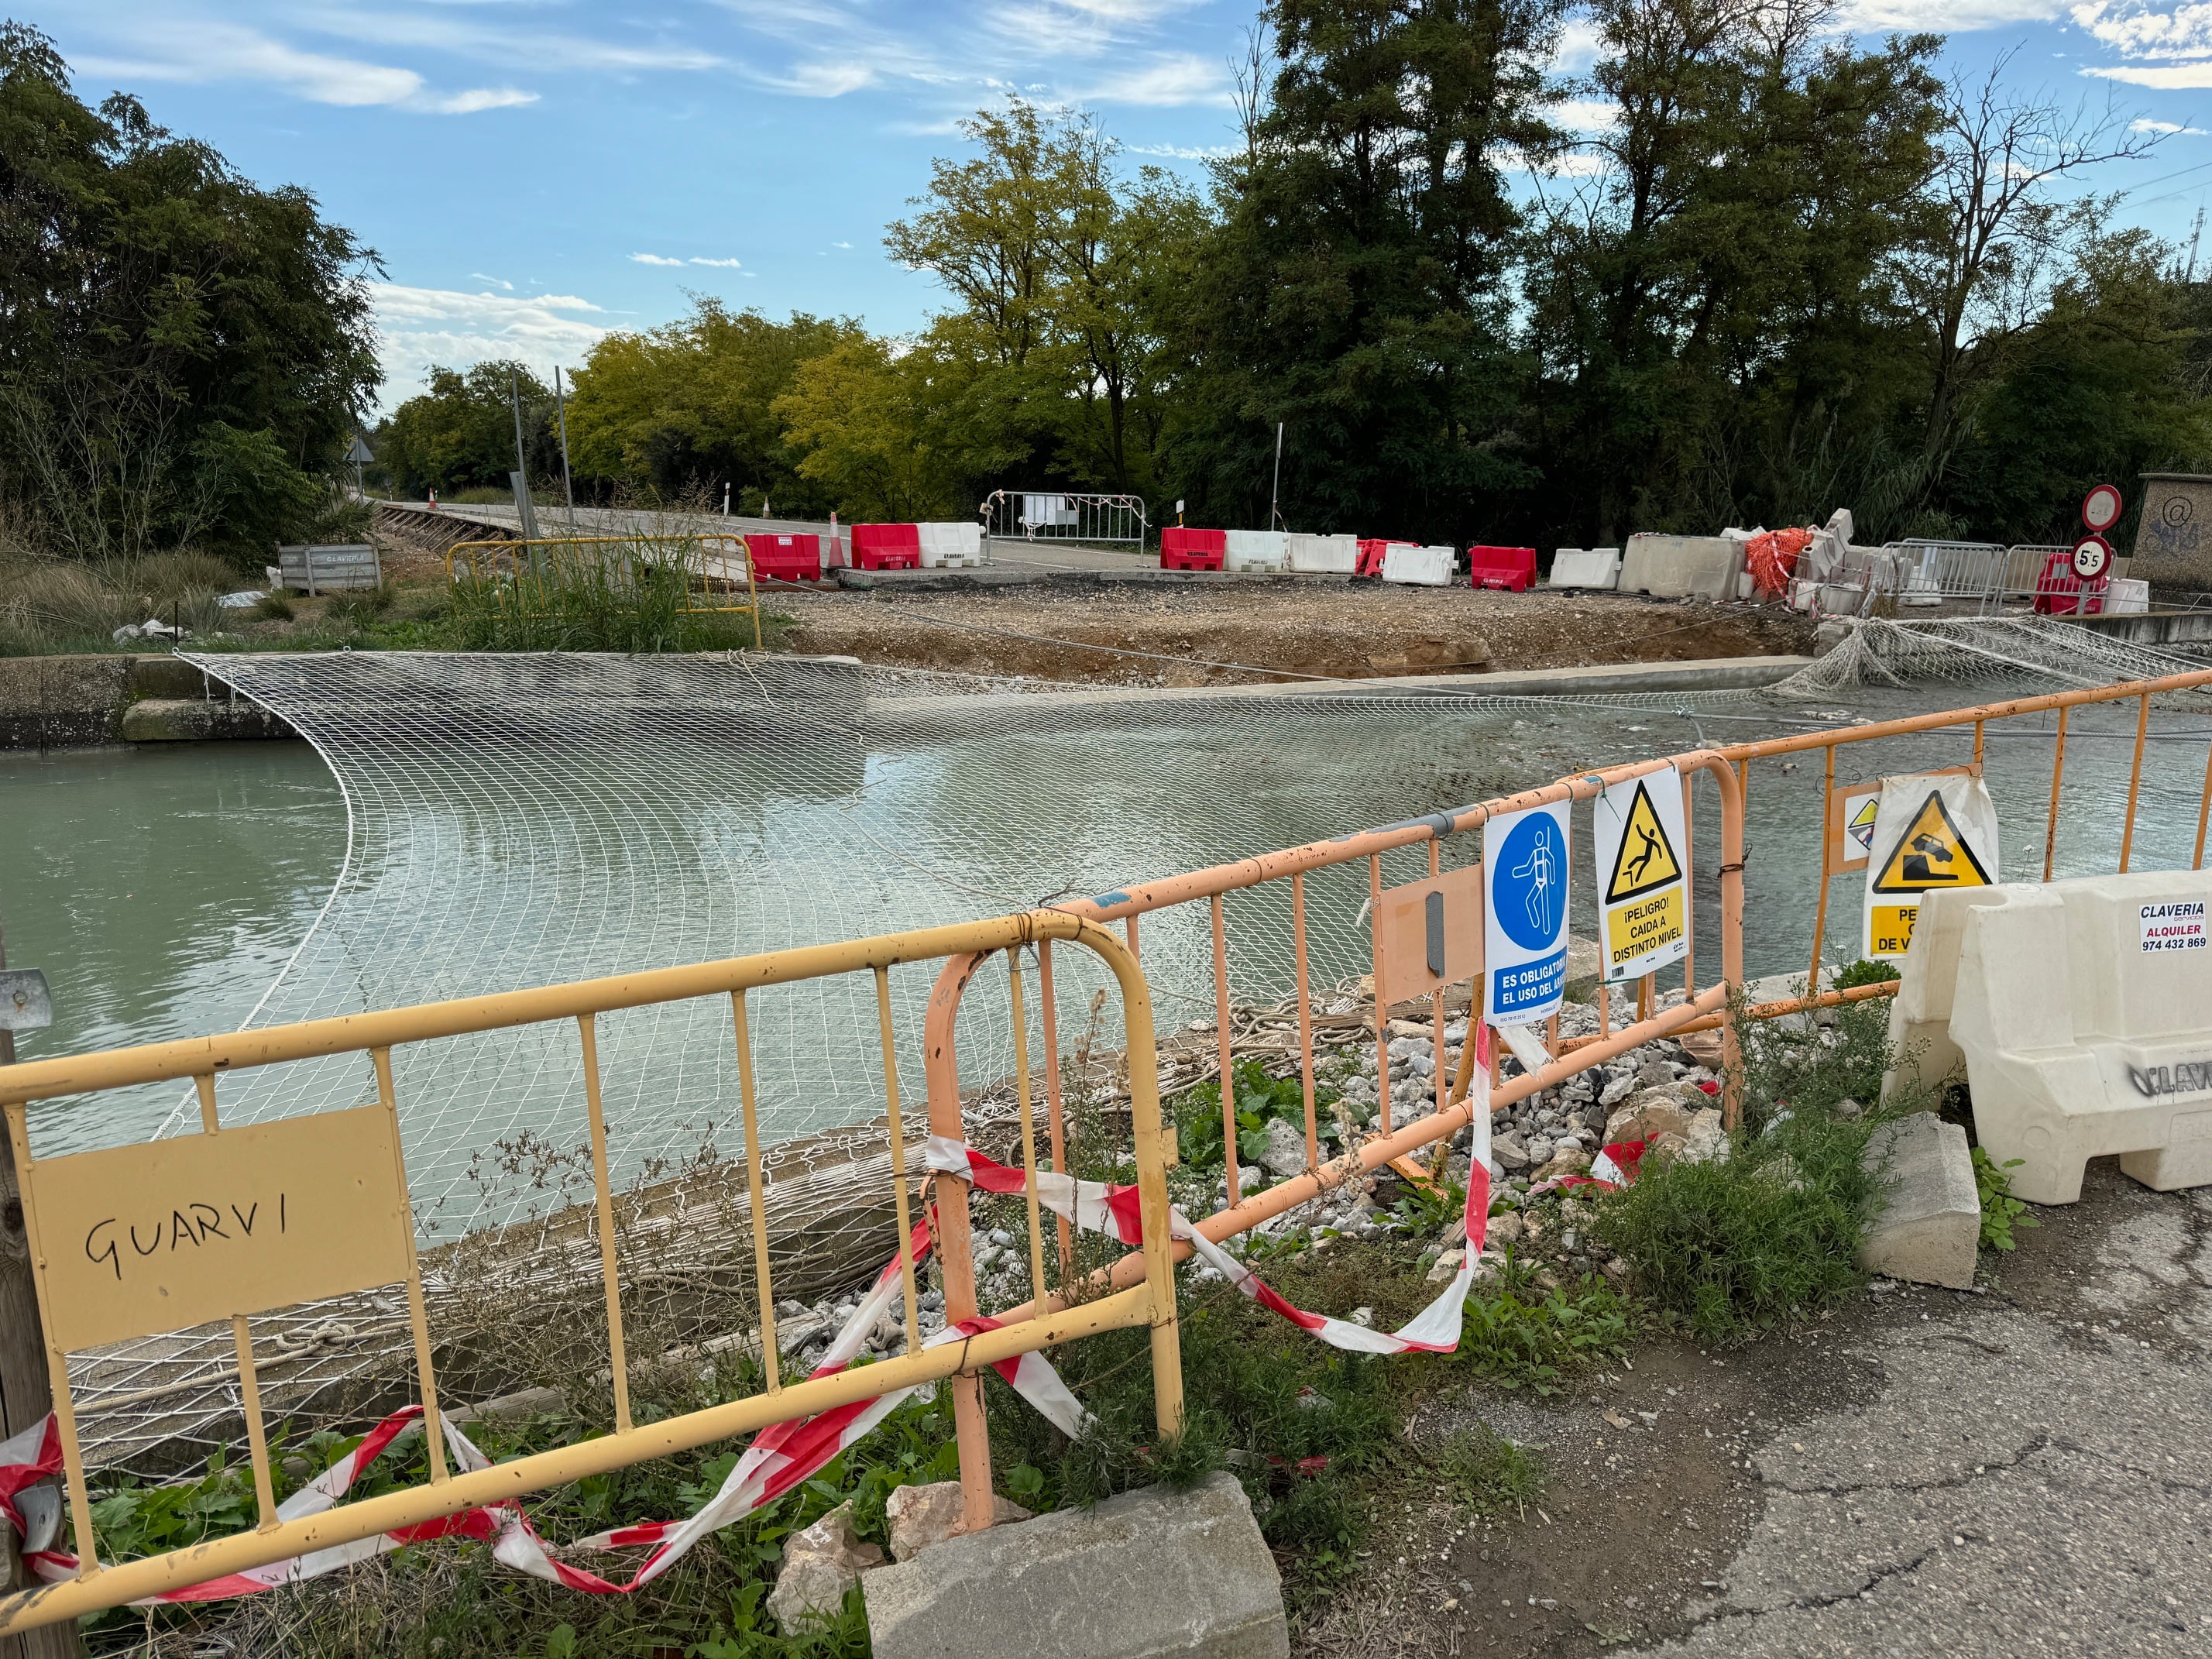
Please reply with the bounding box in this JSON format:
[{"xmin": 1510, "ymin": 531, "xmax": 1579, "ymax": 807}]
[{"xmin": 8, "ymin": 660, "xmax": 2207, "ymax": 1235}]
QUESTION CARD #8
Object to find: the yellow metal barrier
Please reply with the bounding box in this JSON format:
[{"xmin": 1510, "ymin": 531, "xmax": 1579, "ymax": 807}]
[
  {"xmin": 445, "ymin": 533, "xmax": 764, "ymax": 647},
  {"xmin": 0, "ymin": 912, "xmax": 1177, "ymax": 1635}
]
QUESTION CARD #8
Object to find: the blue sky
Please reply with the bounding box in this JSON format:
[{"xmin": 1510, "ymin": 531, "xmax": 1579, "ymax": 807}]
[{"xmin": 33, "ymin": 0, "xmax": 2212, "ymax": 411}]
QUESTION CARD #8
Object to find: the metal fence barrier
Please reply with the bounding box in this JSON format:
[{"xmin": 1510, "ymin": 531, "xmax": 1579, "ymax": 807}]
[
  {"xmin": 0, "ymin": 914, "xmax": 1177, "ymax": 1633},
  {"xmin": 981, "ymin": 490, "xmax": 1148, "ymax": 546},
  {"xmin": 9, "ymin": 667, "xmax": 2212, "ymax": 1623}
]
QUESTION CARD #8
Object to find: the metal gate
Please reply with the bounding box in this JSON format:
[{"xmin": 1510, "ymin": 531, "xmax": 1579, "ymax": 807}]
[{"xmin": 981, "ymin": 490, "xmax": 1148, "ymax": 546}]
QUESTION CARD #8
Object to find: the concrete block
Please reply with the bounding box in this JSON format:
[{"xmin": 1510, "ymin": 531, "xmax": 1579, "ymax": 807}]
[
  {"xmin": 120, "ymin": 697, "xmax": 292, "ymax": 742},
  {"xmin": 1224, "ymin": 531, "xmax": 1288, "ymax": 573},
  {"xmin": 885, "ymin": 1479, "xmax": 1031, "ymax": 1561},
  {"xmin": 1859, "ymin": 1110, "xmax": 1979, "ymax": 1289},
  {"xmin": 1381, "ymin": 544, "xmax": 1454, "ymax": 586},
  {"xmin": 1948, "ymin": 869, "xmax": 2212, "ymax": 1204},
  {"xmin": 865, "ymin": 1473, "xmax": 1287, "ymax": 1659},
  {"xmin": 1549, "ymin": 548, "xmax": 1621, "ymax": 590},
  {"xmin": 1286, "ymin": 533, "xmax": 1358, "ymax": 574},
  {"xmin": 1619, "ymin": 534, "xmax": 1743, "ymax": 600}
]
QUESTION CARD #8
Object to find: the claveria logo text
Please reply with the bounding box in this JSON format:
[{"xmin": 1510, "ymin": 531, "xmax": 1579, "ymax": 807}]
[{"xmin": 2128, "ymin": 1060, "xmax": 2212, "ymax": 1098}]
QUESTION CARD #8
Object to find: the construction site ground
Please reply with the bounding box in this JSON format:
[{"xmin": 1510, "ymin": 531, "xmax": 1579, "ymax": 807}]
[
  {"xmin": 1313, "ymin": 1159, "xmax": 2211, "ymax": 1659},
  {"xmin": 768, "ymin": 580, "xmax": 1816, "ymax": 685}
]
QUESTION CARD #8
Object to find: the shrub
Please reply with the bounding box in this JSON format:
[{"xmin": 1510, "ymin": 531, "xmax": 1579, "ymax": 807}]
[{"xmin": 1835, "ymin": 957, "xmax": 1901, "ymax": 989}]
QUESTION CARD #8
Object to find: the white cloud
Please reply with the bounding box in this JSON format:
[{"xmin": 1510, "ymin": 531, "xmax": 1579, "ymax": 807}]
[
  {"xmin": 74, "ymin": 22, "xmax": 534, "ymax": 114},
  {"xmin": 1080, "ymin": 52, "xmax": 1227, "ymax": 105},
  {"xmin": 2087, "ymin": 60, "xmax": 2212, "ymax": 84},
  {"xmin": 832, "ymin": 239, "xmax": 854, "ymax": 248},
  {"xmin": 1126, "ymin": 139, "xmax": 1235, "ymax": 160},
  {"xmin": 763, "ymin": 60, "xmax": 878, "ymax": 96},
  {"xmin": 2135, "ymin": 115, "xmax": 2210, "ymax": 129},
  {"xmin": 1552, "ymin": 98, "xmax": 1620, "ymax": 131},
  {"xmin": 689, "ymin": 256, "xmax": 745, "ymax": 267},
  {"xmin": 371, "ymin": 285, "xmax": 610, "ymax": 408},
  {"xmin": 629, "ymin": 252, "xmax": 687, "ymax": 266},
  {"xmin": 2071, "ymin": 0, "xmax": 2212, "ymax": 57},
  {"xmin": 469, "ymin": 273, "xmax": 514, "ymax": 291},
  {"xmin": 1839, "ymin": 0, "xmax": 2063, "ymax": 26},
  {"xmin": 1551, "ymin": 18, "xmax": 1605, "ymax": 70}
]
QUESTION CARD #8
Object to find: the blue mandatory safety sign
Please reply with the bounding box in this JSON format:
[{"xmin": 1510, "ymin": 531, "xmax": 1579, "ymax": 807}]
[{"xmin": 1485, "ymin": 802, "xmax": 1571, "ymax": 1023}]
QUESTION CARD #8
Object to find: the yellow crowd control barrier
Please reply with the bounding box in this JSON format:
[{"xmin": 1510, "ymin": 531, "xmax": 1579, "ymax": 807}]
[
  {"xmin": 0, "ymin": 912, "xmax": 1176, "ymax": 1636},
  {"xmin": 9, "ymin": 665, "xmax": 2212, "ymax": 1620}
]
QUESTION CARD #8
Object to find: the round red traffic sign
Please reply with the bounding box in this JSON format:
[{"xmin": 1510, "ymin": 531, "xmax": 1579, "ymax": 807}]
[
  {"xmin": 2071, "ymin": 534, "xmax": 2114, "ymax": 581},
  {"xmin": 2082, "ymin": 483, "xmax": 2123, "ymax": 533}
]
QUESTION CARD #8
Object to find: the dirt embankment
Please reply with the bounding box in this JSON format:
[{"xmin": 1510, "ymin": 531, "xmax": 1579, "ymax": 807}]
[{"xmin": 774, "ymin": 582, "xmax": 1815, "ymax": 685}]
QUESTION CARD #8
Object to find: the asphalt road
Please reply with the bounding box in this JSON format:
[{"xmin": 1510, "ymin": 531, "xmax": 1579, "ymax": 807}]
[{"xmin": 1640, "ymin": 1164, "xmax": 2212, "ymax": 1657}]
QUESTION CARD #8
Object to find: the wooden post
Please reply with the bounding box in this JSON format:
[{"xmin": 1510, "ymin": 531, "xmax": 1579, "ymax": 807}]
[{"xmin": 0, "ymin": 915, "xmax": 84, "ymax": 1659}]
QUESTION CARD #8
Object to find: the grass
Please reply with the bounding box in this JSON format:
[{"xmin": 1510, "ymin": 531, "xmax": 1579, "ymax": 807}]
[
  {"xmin": 86, "ymin": 1369, "xmax": 954, "ymax": 1657},
  {"xmin": 1592, "ymin": 990, "xmax": 1925, "ymax": 1341},
  {"xmin": 1437, "ymin": 1424, "xmax": 1544, "ymax": 1517}
]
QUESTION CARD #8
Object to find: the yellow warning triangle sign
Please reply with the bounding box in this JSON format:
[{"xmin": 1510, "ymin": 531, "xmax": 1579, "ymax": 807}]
[
  {"xmin": 1846, "ymin": 795, "xmax": 1880, "ymax": 852},
  {"xmin": 1870, "ymin": 790, "xmax": 1993, "ymax": 893},
  {"xmin": 1605, "ymin": 779, "xmax": 1683, "ymax": 904}
]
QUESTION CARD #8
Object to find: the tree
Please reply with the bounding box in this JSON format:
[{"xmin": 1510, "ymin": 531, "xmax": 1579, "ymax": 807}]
[
  {"xmin": 886, "ymin": 98, "xmax": 1207, "ymax": 497},
  {"xmin": 1520, "ymin": 0, "xmax": 1945, "ymax": 544},
  {"xmin": 373, "ymin": 362, "xmax": 553, "ymax": 499},
  {"xmin": 562, "ymin": 301, "xmax": 857, "ymax": 509},
  {"xmin": 0, "ymin": 22, "xmax": 380, "ymax": 562},
  {"xmin": 1166, "ymin": 0, "xmax": 1564, "ymax": 541}
]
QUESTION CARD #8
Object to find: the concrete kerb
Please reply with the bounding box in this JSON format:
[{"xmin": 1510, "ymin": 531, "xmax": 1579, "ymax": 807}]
[
  {"xmin": 1858, "ymin": 1111, "xmax": 1980, "ymax": 1290},
  {"xmin": 864, "ymin": 1473, "xmax": 1289, "ymax": 1659}
]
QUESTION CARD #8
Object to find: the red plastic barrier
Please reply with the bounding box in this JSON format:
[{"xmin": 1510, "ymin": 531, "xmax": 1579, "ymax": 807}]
[
  {"xmin": 2032, "ymin": 548, "xmax": 2107, "ymax": 617},
  {"xmin": 1160, "ymin": 527, "xmax": 1227, "ymax": 571},
  {"xmin": 850, "ymin": 524, "xmax": 922, "ymax": 572},
  {"xmin": 1356, "ymin": 538, "xmax": 1412, "ymax": 578},
  {"xmin": 745, "ymin": 532, "xmax": 822, "ymax": 583},
  {"xmin": 1467, "ymin": 546, "xmax": 1536, "ymax": 592}
]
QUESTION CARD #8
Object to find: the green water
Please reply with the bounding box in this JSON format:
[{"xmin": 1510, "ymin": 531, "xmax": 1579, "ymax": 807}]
[{"xmin": 2, "ymin": 744, "xmax": 345, "ymax": 1127}]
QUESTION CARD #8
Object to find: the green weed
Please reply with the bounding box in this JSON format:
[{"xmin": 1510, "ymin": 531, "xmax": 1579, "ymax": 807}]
[
  {"xmin": 1170, "ymin": 1056, "xmax": 1345, "ymax": 1171},
  {"xmin": 1436, "ymin": 1424, "xmax": 1544, "ymax": 1516},
  {"xmin": 1454, "ymin": 1266, "xmax": 1631, "ymax": 1393},
  {"xmin": 1972, "ymin": 1146, "xmax": 2039, "ymax": 1252}
]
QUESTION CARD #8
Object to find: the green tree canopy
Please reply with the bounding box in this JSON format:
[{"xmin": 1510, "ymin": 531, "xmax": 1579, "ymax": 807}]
[{"xmin": 0, "ymin": 22, "xmax": 380, "ymax": 562}]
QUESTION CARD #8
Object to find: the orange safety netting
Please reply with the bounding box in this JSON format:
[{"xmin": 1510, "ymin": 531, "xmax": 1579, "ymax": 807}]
[{"xmin": 1744, "ymin": 527, "xmax": 1814, "ymax": 595}]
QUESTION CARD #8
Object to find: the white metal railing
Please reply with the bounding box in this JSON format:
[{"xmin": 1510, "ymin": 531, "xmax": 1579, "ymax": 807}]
[{"xmin": 981, "ymin": 490, "xmax": 1148, "ymax": 546}]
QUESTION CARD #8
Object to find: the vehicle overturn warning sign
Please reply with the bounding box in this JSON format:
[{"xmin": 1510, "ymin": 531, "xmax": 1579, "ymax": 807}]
[
  {"xmin": 1862, "ymin": 772, "xmax": 2001, "ymax": 959},
  {"xmin": 1593, "ymin": 771, "xmax": 1689, "ymax": 983}
]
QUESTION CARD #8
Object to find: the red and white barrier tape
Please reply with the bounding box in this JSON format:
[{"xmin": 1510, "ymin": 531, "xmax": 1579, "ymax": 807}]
[{"xmin": 0, "ymin": 1028, "xmax": 1534, "ymax": 1606}]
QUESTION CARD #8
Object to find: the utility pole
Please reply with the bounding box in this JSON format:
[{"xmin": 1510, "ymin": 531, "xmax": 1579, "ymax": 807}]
[
  {"xmin": 1269, "ymin": 422, "xmax": 1286, "ymax": 531},
  {"xmin": 2189, "ymin": 204, "xmax": 2205, "ymax": 285},
  {"xmin": 553, "ymin": 366, "xmax": 576, "ymax": 531},
  {"xmin": 0, "ymin": 911, "xmax": 81, "ymax": 1658},
  {"xmin": 507, "ymin": 371, "xmax": 539, "ymax": 541}
]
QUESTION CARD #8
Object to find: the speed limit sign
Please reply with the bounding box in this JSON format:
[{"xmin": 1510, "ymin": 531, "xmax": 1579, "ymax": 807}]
[
  {"xmin": 2082, "ymin": 483, "xmax": 2123, "ymax": 533},
  {"xmin": 2071, "ymin": 534, "xmax": 2114, "ymax": 581}
]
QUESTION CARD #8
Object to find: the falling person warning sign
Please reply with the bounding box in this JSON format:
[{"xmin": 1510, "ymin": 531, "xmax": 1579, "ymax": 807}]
[
  {"xmin": 1593, "ymin": 770, "xmax": 1689, "ymax": 982},
  {"xmin": 1862, "ymin": 773, "xmax": 2001, "ymax": 959}
]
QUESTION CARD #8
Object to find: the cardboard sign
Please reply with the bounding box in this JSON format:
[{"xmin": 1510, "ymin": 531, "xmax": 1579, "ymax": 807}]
[
  {"xmin": 1862, "ymin": 773, "xmax": 2001, "ymax": 960},
  {"xmin": 1593, "ymin": 771, "xmax": 1688, "ymax": 983},
  {"xmin": 1371, "ymin": 863, "xmax": 1484, "ymax": 1007},
  {"xmin": 1485, "ymin": 802, "xmax": 1571, "ymax": 1024},
  {"xmin": 25, "ymin": 1105, "xmax": 414, "ymax": 1354}
]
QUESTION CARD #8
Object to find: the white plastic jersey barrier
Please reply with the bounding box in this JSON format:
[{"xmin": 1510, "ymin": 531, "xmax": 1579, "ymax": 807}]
[
  {"xmin": 1224, "ymin": 530, "xmax": 1289, "ymax": 573},
  {"xmin": 917, "ymin": 522, "xmax": 984, "ymax": 568},
  {"xmin": 1620, "ymin": 534, "xmax": 1743, "ymax": 600},
  {"xmin": 1945, "ymin": 869, "xmax": 2212, "ymax": 1204},
  {"xmin": 1883, "ymin": 886, "xmax": 2010, "ymax": 1101},
  {"xmin": 1382, "ymin": 544, "xmax": 1455, "ymax": 586},
  {"xmin": 1550, "ymin": 548, "xmax": 1622, "ymax": 591},
  {"xmin": 1286, "ymin": 533, "xmax": 1358, "ymax": 574}
]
